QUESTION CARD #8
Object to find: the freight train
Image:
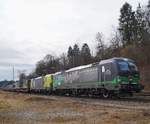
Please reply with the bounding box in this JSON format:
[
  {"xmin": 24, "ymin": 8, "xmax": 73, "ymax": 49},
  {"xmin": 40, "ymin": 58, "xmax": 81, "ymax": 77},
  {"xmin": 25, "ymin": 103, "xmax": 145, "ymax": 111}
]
[{"xmin": 15, "ymin": 57, "xmax": 144, "ymax": 98}]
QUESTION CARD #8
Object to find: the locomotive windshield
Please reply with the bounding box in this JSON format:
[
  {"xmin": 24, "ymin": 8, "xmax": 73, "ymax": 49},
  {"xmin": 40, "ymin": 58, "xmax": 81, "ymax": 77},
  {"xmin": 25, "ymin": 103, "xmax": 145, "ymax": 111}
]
[
  {"xmin": 118, "ymin": 61, "xmax": 130, "ymax": 72},
  {"xmin": 128, "ymin": 61, "xmax": 138, "ymax": 72},
  {"xmin": 117, "ymin": 60, "xmax": 138, "ymax": 73}
]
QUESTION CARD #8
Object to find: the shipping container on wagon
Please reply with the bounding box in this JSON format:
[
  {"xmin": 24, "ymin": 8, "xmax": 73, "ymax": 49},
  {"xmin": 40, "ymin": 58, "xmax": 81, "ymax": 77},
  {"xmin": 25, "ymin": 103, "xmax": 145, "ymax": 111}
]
[
  {"xmin": 43, "ymin": 74, "xmax": 53, "ymax": 90},
  {"xmin": 53, "ymin": 72, "xmax": 64, "ymax": 90},
  {"xmin": 34, "ymin": 76, "xmax": 44, "ymax": 91},
  {"xmin": 13, "ymin": 81, "xmax": 20, "ymax": 89},
  {"xmin": 30, "ymin": 78, "xmax": 35, "ymax": 90},
  {"xmin": 22, "ymin": 79, "xmax": 28, "ymax": 89}
]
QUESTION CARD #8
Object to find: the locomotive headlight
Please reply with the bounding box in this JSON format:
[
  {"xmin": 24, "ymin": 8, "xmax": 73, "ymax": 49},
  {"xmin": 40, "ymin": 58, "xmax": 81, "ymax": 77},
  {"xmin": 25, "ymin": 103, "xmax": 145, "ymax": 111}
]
[
  {"xmin": 118, "ymin": 78, "xmax": 121, "ymax": 82},
  {"xmin": 117, "ymin": 77, "xmax": 121, "ymax": 82}
]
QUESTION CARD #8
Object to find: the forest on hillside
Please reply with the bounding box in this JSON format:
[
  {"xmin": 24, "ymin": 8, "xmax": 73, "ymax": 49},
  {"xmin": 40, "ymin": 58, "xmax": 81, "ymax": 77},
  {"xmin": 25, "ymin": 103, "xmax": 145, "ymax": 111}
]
[{"xmin": 18, "ymin": 1, "xmax": 150, "ymax": 87}]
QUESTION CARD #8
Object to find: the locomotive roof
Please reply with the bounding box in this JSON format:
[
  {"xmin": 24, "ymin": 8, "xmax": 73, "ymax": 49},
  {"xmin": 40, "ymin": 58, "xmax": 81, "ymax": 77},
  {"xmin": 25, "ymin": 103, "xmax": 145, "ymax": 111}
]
[
  {"xmin": 53, "ymin": 71, "xmax": 62, "ymax": 75},
  {"xmin": 100, "ymin": 57, "xmax": 134, "ymax": 64},
  {"xmin": 65, "ymin": 57, "xmax": 134, "ymax": 73},
  {"xmin": 35, "ymin": 76, "xmax": 43, "ymax": 79},
  {"xmin": 112, "ymin": 57, "xmax": 134, "ymax": 62},
  {"xmin": 45, "ymin": 73, "xmax": 54, "ymax": 77},
  {"xmin": 65, "ymin": 64, "xmax": 92, "ymax": 72}
]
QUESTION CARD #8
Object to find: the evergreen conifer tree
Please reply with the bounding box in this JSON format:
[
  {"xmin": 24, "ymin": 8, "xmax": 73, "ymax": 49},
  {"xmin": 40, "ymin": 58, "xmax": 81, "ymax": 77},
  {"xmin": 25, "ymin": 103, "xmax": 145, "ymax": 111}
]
[
  {"xmin": 73, "ymin": 44, "xmax": 81, "ymax": 67},
  {"xmin": 119, "ymin": 2, "xmax": 137, "ymax": 46},
  {"xmin": 81, "ymin": 43, "xmax": 92, "ymax": 65}
]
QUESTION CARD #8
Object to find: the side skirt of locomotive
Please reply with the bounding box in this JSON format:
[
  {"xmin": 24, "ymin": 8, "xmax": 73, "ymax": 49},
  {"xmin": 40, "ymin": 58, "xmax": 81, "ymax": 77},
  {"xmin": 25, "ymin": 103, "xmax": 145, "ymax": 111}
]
[{"xmin": 52, "ymin": 80, "xmax": 141, "ymax": 98}]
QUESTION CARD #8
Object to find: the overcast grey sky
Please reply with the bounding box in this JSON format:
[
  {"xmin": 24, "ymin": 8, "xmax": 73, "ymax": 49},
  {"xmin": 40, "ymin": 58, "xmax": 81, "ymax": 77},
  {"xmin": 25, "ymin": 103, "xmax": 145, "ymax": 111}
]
[{"xmin": 0, "ymin": 0, "xmax": 147, "ymax": 81}]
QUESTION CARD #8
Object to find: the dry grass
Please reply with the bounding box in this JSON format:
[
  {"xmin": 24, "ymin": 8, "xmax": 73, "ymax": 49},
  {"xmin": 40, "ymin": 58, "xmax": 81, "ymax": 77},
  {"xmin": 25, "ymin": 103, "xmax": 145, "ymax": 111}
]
[
  {"xmin": 0, "ymin": 91, "xmax": 149, "ymax": 124},
  {"xmin": 0, "ymin": 100, "xmax": 10, "ymax": 109}
]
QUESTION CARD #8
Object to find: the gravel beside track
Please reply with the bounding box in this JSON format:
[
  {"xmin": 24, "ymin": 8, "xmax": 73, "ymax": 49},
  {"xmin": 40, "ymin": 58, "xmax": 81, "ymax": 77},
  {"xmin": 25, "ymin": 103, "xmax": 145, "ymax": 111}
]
[
  {"xmin": 46, "ymin": 95, "xmax": 150, "ymax": 111},
  {"xmin": 3, "ymin": 89, "xmax": 150, "ymax": 111}
]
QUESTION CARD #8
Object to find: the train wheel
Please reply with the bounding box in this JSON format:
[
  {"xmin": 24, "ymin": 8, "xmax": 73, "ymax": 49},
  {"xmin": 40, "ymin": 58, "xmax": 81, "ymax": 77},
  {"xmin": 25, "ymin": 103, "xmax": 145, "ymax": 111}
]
[{"xmin": 102, "ymin": 89, "xmax": 109, "ymax": 98}]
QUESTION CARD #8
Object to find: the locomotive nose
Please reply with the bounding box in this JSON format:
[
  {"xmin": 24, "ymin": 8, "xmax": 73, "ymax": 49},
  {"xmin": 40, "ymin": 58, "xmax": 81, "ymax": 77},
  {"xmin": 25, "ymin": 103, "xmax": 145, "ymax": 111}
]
[{"xmin": 128, "ymin": 76, "xmax": 133, "ymax": 82}]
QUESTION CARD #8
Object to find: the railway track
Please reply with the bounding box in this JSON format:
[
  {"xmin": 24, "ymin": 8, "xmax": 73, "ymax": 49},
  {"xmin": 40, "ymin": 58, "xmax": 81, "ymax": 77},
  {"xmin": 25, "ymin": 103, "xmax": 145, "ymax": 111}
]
[
  {"xmin": 2, "ymin": 89, "xmax": 150, "ymax": 111},
  {"xmin": 53, "ymin": 93, "xmax": 150, "ymax": 110},
  {"xmin": 70, "ymin": 98, "xmax": 150, "ymax": 111}
]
